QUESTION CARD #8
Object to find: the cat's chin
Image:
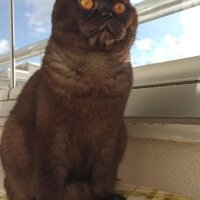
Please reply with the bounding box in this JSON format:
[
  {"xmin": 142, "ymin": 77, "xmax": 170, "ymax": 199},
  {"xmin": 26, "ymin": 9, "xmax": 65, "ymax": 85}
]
[{"xmin": 89, "ymin": 31, "xmax": 115, "ymax": 51}]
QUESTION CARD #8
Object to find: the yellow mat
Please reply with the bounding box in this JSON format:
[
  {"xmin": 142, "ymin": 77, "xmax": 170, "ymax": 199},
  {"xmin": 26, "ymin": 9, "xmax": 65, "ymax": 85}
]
[
  {"xmin": 0, "ymin": 184, "xmax": 190, "ymax": 200},
  {"xmin": 117, "ymin": 183, "xmax": 190, "ymax": 200}
]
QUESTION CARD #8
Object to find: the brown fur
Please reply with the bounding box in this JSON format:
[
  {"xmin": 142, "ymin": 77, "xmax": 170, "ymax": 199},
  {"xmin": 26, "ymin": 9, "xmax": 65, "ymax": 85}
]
[{"xmin": 0, "ymin": 1, "xmax": 138, "ymax": 200}]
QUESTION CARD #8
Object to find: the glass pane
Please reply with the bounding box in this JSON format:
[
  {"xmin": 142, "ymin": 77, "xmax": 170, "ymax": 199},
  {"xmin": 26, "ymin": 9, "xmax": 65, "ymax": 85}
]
[
  {"xmin": 1, "ymin": 1, "xmax": 200, "ymax": 87},
  {"xmin": 0, "ymin": 0, "xmax": 10, "ymax": 88},
  {"xmin": 0, "ymin": 0, "xmax": 55, "ymax": 88},
  {"xmin": 131, "ymin": 0, "xmax": 146, "ymax": 5},
  {"xmin": 131, "ymin": 6, "xmax": 200, "ymax": 67},
  {"xmin": 0, "ymin": 0, "xmax": 10, "ymax": 56},
  {"xmin": 15, "ymin": 0, "xmax": 53, "ymax": 48}
]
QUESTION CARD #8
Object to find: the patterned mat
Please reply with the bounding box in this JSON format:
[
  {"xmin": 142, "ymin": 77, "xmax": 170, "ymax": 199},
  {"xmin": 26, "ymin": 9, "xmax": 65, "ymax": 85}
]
[
  {"xmin": 0, "ymin": 194, "xmax": 6, "ymax": 200},
  {"xmin": 116, "ymin": 183, "xmax": 190, "ymax": 200},
  {"xmin": 0, "ymin": 184, "xmax": 190, "ymax": 200}
]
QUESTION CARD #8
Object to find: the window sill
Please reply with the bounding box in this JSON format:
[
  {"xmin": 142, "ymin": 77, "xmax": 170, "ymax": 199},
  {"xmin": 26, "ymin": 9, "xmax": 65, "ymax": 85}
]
[{"xmin": 126, "ymin": 119, "xmax": 200, "ymax": 143}]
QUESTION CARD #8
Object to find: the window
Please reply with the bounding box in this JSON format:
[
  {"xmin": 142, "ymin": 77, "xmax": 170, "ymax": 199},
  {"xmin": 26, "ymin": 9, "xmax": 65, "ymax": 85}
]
[{"xmin": 0, "ymin": 0, "xmax": 200, "ymax": 121}]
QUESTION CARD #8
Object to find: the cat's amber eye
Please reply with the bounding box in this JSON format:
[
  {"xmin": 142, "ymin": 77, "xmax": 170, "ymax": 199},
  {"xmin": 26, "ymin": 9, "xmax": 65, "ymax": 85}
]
[
  {"xmin": 113, "ymin": 2, "xmax": 125, "ymax": 15},
  {"xmin": 79, "ymin": 0, "xmax": 94, "ymax": 10}
]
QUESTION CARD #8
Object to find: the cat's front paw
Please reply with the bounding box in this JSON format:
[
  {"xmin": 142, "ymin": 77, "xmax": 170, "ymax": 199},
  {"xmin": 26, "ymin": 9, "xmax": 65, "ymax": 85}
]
[{"xmin": 102, "ymin": 194, "xmax": 127, "ymax": 200}]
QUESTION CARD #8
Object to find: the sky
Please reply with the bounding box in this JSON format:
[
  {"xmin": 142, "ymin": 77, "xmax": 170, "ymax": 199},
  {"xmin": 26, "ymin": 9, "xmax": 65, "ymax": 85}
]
[{"xmin": 0, "ymin": 0, "xmax": 200, "ymax": 67}]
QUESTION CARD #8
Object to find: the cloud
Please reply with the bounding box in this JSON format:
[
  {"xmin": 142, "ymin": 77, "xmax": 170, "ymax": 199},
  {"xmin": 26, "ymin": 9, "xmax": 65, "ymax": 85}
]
[
  {"xmin": 150, "ymin": 34, "xmax": 180, "ymax": 63},
  {"xmin": 133, "ymin": 6, "xmax": 200, "ymax": 66},
  {"xmin": 178, "ymin": 6, "xmax": 200, "ymax": 57},
  {"xmin": 131, "ymin": 0, "xmax": 144, "ymax": 5},
  {"xmin": 24, "ymin": 0, "xmax": 55, "ymax": 26},
  {"xmin": 34, "ymin": 26, "xmax": 48, "ymax": 33},
  {"xmin": 153, "ymin": 6, "xmax": 200, "ymax": 62},
  {"xmin": 135, "ymin": 38, "xmax": 153, "ymax": 51},
  {"xmin": 24, "ymin": 0, "xmax": 55, "ymax": 34},
  {"xmin": 0, "ymin": 39, "xmax": 9, "ymax": 55}
]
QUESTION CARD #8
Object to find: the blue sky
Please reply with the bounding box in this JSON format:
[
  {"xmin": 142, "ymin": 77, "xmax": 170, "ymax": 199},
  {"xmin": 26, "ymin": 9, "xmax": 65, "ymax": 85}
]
[{"xmin": 0, "ymin": 0, "xmax": 200, "ymax": 67}]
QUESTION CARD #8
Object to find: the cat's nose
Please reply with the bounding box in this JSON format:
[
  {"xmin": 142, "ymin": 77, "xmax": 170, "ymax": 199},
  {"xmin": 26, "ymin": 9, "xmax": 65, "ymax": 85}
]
[{"xmin": 101, "ymin": 11, "xmax": 113, "ymax": 20}]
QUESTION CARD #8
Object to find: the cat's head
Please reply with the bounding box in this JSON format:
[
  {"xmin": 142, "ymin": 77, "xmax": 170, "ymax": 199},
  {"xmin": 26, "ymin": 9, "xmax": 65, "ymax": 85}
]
[{"xmin": 51, "ymin": 0, "xmax": 138, "ymax": 52}]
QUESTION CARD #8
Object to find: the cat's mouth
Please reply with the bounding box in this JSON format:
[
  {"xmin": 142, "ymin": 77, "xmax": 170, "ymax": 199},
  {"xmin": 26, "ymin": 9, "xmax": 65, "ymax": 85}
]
[{"xmin": 89, "ymin": 23, "xmax": 117, "ymax": 50}]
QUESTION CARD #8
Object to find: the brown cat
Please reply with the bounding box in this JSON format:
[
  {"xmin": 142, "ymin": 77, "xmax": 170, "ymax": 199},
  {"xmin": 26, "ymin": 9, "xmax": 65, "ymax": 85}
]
[{"xmin": 0, "ymin": 0, "xmax": 138, "ymax": 200}]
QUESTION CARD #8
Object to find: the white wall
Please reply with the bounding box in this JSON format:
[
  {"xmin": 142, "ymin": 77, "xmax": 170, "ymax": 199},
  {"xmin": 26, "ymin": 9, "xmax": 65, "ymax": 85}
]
[{"xmin": 119, "ymin": 124, "xmax": 200, "ymax": 200}]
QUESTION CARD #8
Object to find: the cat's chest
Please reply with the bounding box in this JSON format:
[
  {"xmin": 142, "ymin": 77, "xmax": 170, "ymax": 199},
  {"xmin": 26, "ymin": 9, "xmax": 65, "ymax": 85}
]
[
  {"xmin": 84, "ymin": 54, "xmax": 110, "ymax": 77},
  {"xmin": 68, "ymin": 95, "xmax": 124, "ymax": 140},
  {"xmin": 46, "ymin": 54, "xmax": 133, "ymax": 98},
  {"xmin": 78, "ymin": 57, "xmax": 133, "ymax": 97}
]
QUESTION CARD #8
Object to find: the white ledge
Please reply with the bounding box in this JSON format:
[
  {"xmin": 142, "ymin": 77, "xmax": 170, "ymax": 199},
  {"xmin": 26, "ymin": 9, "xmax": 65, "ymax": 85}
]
[
  {"xmin": 126, "ymin": 119, "xmax": 200, "ymax": 143},
  {"xmin": 134, "ymin": 56, "xmax": 200, "ymax": 87}
]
